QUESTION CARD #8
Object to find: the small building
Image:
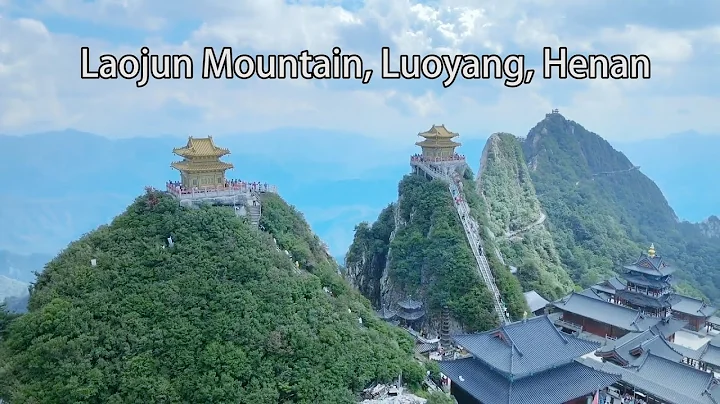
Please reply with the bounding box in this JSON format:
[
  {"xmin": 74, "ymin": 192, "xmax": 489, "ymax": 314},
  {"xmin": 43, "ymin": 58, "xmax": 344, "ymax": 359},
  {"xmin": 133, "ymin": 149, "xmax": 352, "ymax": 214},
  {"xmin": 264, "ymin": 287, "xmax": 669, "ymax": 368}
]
[
  {"xmin": 615, "ymin": 244, "xmax": 675, "ymax": 318},
  {"xmin": 523, "ymin": 290, "xmax": 549, "ymax": 316},
  {"xmin": 697, "ymin": 334, "xmax": 720, "ymax": 372},
  {"xmin": 589, "ymin": 276, "xmax": 626, "ymax": 301},
  {"xmin": 171, "ymin": 136, "xmax": 234, "ymax": 189},
  {"xmin": 439, "ymin": 316, "xmax": 620, "ymax": 404},
  {"xmin": 415, "ymin": 125, "xmax": 461, "ymax": 160},
  {"xmin": 595, "ymin": 328, "xmax": 695, "ymax": 367},
  {"xmin": 396, "ymin": 298, "xmax": 425, "ymax": 330},
  {"xmin": 671, "ymin": 294, "xmax": 717, "ymax": 332},
  {"xmin": 580, "ymin": 354, "xmax": 720, "ymax": 404},
  {"xmin": 551, "ymin": 292, "xmax": 661, "ymax": 339}
]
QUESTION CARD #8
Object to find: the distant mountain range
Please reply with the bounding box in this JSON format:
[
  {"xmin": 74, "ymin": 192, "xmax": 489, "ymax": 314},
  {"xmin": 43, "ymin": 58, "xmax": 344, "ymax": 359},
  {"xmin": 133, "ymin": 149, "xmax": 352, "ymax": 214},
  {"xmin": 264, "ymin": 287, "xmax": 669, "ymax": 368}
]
[{"xmin": 0, "ymin": 126, "xmax": 717, "ymax": 288}]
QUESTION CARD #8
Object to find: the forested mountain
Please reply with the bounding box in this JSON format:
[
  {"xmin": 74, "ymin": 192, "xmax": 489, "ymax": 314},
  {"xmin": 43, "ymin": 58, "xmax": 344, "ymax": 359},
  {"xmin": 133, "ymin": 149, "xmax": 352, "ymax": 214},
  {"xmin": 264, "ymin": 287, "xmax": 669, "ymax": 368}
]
[
  {"xmin": 520, "ymin": 113, "xmax": 719, "ymax": 300},
  {"xmin": 477, "ymin": 133, "xmax": 574, "ymax": 300},
  {"xmin": 0, "ymin": 190, "xmax": 424, "ymax": 403},
  {"xmin": 345, "ymin": 169, "xmax": 528, "ymax": 334}
]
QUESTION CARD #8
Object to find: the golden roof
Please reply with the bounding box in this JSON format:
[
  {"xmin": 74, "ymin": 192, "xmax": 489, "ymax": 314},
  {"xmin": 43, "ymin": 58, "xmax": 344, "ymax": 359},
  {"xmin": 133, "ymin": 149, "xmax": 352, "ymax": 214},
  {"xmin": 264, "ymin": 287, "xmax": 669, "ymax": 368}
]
[
  {"xmin": 415, "ymin": 139, "xmax": 461, "ymax": 148},
  {"xmin": 418, "ymin": 125, "xmax": 458, "ymax": 139},
  {"xmin": 173, "ymin": 136, "xmax": 230, "ymax": 158},
  {"xmin": 171, "ymin": 160, "xmax": 234, "ymax": 172}
]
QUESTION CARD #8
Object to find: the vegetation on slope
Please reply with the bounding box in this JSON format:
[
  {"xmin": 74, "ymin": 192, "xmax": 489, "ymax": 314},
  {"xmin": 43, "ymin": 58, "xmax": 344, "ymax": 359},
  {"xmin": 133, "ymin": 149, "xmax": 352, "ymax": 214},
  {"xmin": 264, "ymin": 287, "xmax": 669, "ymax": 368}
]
[
  {"xmin": 460, "ymin": 169, "xmax": 530, "ymax": 319},
  {"xmin": 478, "ymin": 133, "xmax": 575, "ymax": 300},
  {"xmin": 348, "ymin": 170, "xmax": 528, "ymax": 331},
  {"xmin": 0, "ymin": 191, "xmax": 423, "ymax": 404},
  {"xmin": 523, "ymin": 114, "xmax": 717, "ymax": 300}
]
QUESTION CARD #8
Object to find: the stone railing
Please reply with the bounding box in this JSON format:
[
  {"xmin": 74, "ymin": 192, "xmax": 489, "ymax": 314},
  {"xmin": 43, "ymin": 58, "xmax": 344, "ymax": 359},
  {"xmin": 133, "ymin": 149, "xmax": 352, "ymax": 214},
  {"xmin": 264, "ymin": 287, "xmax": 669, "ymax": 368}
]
[{"xmin": 166, "ymin": 182, "xmax": 278, "ymax": 199}]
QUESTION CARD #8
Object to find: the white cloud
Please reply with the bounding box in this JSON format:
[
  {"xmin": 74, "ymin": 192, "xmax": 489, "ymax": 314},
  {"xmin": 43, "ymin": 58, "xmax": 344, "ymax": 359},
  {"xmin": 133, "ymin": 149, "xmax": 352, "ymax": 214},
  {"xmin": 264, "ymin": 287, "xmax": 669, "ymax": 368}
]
[{"xmin": 1, "ymin": 0, "xmax": 719, "ymax": 141}]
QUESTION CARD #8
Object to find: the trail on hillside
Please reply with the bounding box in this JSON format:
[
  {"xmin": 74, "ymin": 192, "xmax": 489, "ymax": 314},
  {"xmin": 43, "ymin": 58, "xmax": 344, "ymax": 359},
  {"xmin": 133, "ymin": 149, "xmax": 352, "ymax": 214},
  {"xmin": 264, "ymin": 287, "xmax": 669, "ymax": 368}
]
[
  {"xmin": 503, "ymin": 212, "xmax": 546, "ymax": 239},
  {"xmin": 575, "ymin": 166, "xmax": 641, "ymax": 186}
]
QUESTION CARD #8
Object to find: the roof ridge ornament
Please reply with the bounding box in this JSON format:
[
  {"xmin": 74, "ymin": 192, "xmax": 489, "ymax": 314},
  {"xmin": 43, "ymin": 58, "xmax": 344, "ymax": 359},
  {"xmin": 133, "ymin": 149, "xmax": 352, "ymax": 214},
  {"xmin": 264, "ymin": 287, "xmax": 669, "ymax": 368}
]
[{"xmin": 648, "ymin": 243, "xmax": 656, "ymax": 258}]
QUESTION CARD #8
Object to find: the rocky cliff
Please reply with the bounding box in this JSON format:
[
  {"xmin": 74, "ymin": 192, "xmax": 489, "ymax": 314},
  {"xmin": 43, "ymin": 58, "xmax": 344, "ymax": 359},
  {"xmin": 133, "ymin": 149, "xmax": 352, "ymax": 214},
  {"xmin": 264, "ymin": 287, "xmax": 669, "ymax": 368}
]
[{"xmin": 346, "ymin": 168, "xmax": 528, "ymax": 334}]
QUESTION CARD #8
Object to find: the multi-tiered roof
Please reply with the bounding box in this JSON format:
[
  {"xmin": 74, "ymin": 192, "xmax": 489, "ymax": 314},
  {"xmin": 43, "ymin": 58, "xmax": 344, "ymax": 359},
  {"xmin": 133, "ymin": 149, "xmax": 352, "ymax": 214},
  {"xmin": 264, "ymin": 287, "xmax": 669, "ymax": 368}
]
[
  {"xmin": 171, "ymin": 136, "xmax": 234, "ymax": 173},
  {"xmin": 415, "ymin": 125, "xmax": 461, "ymax": 158},
  {"xmin": 440, "ymin": 316, "xmax": 619, "ymax": 404}
]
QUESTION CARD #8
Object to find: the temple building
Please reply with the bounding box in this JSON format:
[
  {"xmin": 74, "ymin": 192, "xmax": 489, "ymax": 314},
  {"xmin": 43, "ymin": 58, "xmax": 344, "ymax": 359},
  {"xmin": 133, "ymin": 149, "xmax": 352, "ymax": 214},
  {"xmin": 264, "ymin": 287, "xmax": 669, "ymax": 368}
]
[
  {"xmin": 396, "ymin": 298, "xmax": 425, "ymax": 330},
  {"xmin": 580, "ymin": 354, "xmax": 720, "ymax": 404},
  {"xmin": 171, "ymin": 136, "xmax": 233, "ymax": 189},
  {"xmin": 415, "ymin": 125, "xmax": 461, "ymax": 159},
  {"xmin": 439, "ymin": 316, "xmax": 620, "ymax": 404},
  {"xmin": 698, "ymin": 335, "xmax": 720, "ymax": 373},
  {"xmin": 523, "ymin": 290, "xmax": 549, "ymax": 317},
  {"xmin": 671, "ymin": 295, "xmax": 717, "ymax": 332},
  {"xmin": 615, "ymin": 244, "xmax": 676, "ymax": 317},
  {"xmin": 595, "ymin": 328, "xmax": 697, "ymax": 367},
  {"xmin": 551, "ymin": 292, "xmax": 661, "ymax": 339}
]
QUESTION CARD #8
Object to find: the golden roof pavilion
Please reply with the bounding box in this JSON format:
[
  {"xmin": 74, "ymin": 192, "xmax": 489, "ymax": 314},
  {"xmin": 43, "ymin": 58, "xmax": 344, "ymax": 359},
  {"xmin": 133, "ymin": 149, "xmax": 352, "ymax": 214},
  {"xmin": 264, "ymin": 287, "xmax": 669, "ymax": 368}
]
[
  {"xmin": 416, "ymin": 125, "xmax": 461, "ymax": 159},
  {"xmin": 171, "ymin": 136, "xmax": 234, "ymax": 189}
]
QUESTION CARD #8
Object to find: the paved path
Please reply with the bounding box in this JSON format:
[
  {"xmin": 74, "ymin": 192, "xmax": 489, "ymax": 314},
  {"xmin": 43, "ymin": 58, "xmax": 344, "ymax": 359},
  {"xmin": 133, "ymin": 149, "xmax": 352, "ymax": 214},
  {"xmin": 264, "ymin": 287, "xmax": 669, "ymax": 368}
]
[{"xmin": 503, "ymin": 212, "xmax": 546, "ymax": 239}]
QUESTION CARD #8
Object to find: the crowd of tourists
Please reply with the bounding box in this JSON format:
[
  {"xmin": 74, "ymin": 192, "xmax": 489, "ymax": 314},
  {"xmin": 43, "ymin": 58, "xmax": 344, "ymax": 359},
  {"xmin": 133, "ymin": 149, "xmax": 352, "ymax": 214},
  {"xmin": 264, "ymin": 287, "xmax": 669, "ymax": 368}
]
[
  {"xmin": 166, "ymin": 180, "xmax": 275, "ymax": 194},
  {"xmin": 410, "ymin": 153, "xmax": 465, "ymax": 162}
]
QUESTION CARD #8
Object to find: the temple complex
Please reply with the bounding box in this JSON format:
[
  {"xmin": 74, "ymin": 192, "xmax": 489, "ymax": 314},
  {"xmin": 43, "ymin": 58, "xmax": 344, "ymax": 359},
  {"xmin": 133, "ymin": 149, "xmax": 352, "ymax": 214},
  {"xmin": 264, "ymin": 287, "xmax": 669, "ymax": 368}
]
[
  {"xmin": 439, "ymin": 316, "xmax": 620, "ymax": 404},
  {"xmin": 415, "ymin": 125, "xmax": 461, "ymax": 160},
  {"xmin": 615, "ymin": 244, "xmax": 675, "ymax": 317},
  {"xmin": 171, "ymin": 136, "xmax": 233, "ymax": 189}
]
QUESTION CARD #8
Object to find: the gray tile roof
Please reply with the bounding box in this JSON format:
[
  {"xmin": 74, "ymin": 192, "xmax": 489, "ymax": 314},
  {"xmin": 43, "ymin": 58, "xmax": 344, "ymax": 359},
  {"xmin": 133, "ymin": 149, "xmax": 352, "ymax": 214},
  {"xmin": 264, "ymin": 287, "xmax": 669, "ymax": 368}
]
[
  {"xmin": 672, "ymin": 294, "xmax": 717, "ymax": 317},
  {"xmin": 699, "ymin": 343, "xmax": 720, "ymax": 368},
  {"xmin": 451, "ymin": 315, "xmax": 600, "ymax": 380},
  {"xmin": 652, "ymin": 317, "xmax": 688, "ymax": 339},
  {"xmin": 624, "ymin": 253, "xmax": 676, "ymax": 277},
  {"xmin": 623, "ymin": 273, "xmax": 671, "ymax": 288},
  {"xmin": 439, "ymin": 358, "xmax": 620, "ymax": 404},
  {"xmin": 595, "ymin": 329, "xmax": 685, "ymax": 366},
  {"xmin": 708, "ymin": 316, "xmax": 720, "ymax": 326},
  {"xmin": 553, "ymin": 292, "xmax": 661, "ymax": 332},
  {"xmin": 615, "ymin": 289, "xmax": 674, "ymax": 309},
  {"xmin": 523, "ymin": 290, "xmax": 549, "ymax": 313},
  {"xmin": 579, "ymin": 355, "xmax": 717, "ymax": 404},
  {"xmin": 579, "ymin": 287, "xmax": 611, "ymax": 301}
]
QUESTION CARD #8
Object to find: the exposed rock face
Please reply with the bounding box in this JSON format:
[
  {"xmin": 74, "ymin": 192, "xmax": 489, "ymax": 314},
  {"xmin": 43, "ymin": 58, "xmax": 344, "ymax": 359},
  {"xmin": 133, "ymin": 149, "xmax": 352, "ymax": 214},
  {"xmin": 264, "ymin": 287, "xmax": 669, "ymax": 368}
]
[{"xmin": 699, "ymin": 216, "xmax": 720, "ymax": 238}]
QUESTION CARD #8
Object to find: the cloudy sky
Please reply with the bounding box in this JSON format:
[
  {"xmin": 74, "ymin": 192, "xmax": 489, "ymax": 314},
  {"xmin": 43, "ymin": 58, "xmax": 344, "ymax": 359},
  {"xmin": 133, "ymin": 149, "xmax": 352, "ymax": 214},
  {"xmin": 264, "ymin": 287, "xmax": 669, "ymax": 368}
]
[
  {"xmin": 1, "ymin": 0, "xmax": 719, "ymax": 258},
  {"xmin": 2, "ymin": 0, "xmax": 719, "ymax": 141}
]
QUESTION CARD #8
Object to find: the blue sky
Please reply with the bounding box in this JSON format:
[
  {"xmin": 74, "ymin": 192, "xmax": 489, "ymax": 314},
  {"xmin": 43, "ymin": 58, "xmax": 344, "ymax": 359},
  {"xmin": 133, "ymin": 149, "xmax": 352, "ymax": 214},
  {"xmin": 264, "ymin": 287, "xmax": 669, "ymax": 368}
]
[{"xmin": 1, "ymin": 0, "xmax": 719, "ymax": 258}]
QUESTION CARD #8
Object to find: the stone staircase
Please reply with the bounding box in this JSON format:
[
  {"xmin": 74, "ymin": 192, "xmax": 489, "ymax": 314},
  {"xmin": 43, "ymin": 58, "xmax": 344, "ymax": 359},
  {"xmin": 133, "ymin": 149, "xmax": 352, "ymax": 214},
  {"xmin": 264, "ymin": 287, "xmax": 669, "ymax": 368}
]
[
  {"xmin": 412, "ymin": 160, "xmax": 510, "ymax": 324},
  {"xmin": 247, "ymin": 200, "xmax": 262, "ymax": 228}
]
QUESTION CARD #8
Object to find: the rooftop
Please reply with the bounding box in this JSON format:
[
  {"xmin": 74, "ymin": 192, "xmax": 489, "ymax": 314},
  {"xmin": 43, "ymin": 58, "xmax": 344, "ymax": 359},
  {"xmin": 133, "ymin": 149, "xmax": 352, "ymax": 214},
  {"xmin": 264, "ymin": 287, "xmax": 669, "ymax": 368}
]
[
  {"xmin": 672, "ymin": 294, "xmax": 717, "ymax": 317},
  {"xmin": 623, "ymin": 246, "xmax": 676, "ymax": 277},
  {"xmin": 398, "ymin": 298, "xmax": 423, "ymax": 310},
  {"xmin": 417, "ymin": 124, "xmax": 458, "ymax": 139},
  {"xmin": 553, "ymin": 292, "xmax": 661, "ymax": 332},
  {"xmin": 523, "ymin": 290, "xmax": 549, "ymax": 313},
  {"xmin": 451, "ymin": 315, "xmax": 600, "ymax": 380},
  {"xmin": 173, "ymin": 136, "xmax": 231, "ymax": 158},
  {"xmin": 171, "ymin": 160, "xmax": 234, "ymax": 172},
  {"xmin": 595, "ymin": 329, "xmax": 687, "ymax": 366},
  {"xmin": 579, "ymin": 354, "xmax": 718, "ymax": 404},
  {"xmin": 615, "ymin": 289, "xmax": 674, "ymax": 309},
  {"xmin": 439, "ymin": 358, "xmax": 619, "ymax": 404}
]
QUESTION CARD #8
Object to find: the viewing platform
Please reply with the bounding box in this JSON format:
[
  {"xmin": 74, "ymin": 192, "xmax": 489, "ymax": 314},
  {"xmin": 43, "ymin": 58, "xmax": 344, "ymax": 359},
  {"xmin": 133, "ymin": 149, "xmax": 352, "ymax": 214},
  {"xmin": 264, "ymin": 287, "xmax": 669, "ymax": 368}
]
[
  {"xmin": 167, "ymin": 182, "xmax": 277, "ymax": 201},
  {"xmin": 410, "ymin": 154, "xmax": 466, "ymax": 166}
]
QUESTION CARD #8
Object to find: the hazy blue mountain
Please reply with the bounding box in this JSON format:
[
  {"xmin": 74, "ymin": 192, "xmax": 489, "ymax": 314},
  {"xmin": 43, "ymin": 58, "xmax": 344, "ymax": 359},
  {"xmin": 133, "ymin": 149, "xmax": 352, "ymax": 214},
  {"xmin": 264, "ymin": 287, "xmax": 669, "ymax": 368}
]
[{"xmin": 617, "ymin": 131, "xmax": 720, "ymax": 222}]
